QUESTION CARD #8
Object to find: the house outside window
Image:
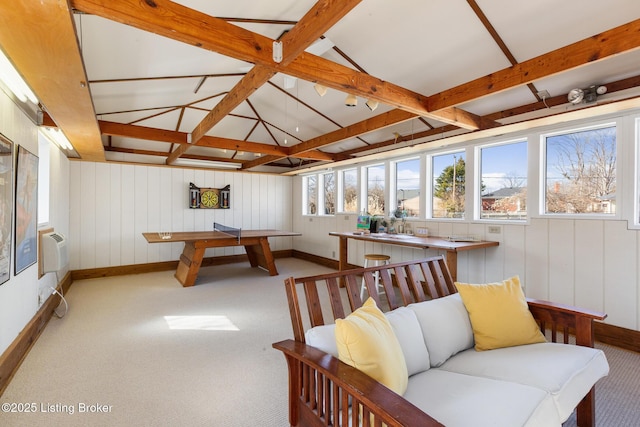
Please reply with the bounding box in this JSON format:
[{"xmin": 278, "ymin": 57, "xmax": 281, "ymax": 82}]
[
  {"xmin": 479, "ymin": 140, "xmax": 527, "ymax": 220},
  {"xmin": 544, "ymin": 125, "xmax": 616, "ymax": 215},
  {"xmin": 395, "ymin": 158, "xmax": 420, "ymax": 218}
]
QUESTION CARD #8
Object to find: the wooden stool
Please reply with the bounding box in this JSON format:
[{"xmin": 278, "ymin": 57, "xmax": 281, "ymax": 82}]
[{"xmin": 360, "ymin": 254, "xmax": 391, "ymax": 299}]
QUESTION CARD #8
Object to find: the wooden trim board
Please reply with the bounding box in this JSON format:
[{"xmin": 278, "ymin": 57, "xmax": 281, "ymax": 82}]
[{"xmin": 0, "ymin": 271, "xmax": 72, "ymax": 396}]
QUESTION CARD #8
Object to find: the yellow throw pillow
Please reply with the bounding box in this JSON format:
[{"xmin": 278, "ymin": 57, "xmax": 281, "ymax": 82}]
[
  {"xmin": 455, "ymin": 276, "xmax": 546, "ymax": 351},
  {"xmin": 335, "ymin": 298, "xmax": 408, "ymax": 395}
]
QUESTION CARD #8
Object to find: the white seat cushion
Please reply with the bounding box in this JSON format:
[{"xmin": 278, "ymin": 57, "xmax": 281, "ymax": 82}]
[
  {"xmin": 438, "ymin": 342, "xmax": 610, "ymax": 421},
  {"xmin": 404, "ymin": 369, "xmax": 560, "ymax": 427}
]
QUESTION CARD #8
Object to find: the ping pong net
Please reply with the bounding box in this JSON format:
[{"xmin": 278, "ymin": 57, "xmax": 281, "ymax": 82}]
[{"xmin": 213, "ymin": 222, "xmax": 241, "ymax": 243}]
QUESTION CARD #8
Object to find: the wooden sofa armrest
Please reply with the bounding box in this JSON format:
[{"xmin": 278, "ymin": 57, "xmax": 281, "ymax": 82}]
[
  {"xmin": 273, "ymin": 339, "xmax": 443, "ymax": 427},
  {"xmin": 526, "ymin": 298, "xmax": 607, "ymax": 347}
]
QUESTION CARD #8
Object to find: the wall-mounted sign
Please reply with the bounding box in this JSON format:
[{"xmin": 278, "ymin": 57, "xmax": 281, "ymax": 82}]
[{"xmin": 189, "ymin": 183, "xmax": 230, "ymax": 209}]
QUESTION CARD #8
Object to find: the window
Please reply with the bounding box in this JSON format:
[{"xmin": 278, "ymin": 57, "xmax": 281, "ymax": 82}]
[
  {"xmin": 304, "ymin": 175, "xmax": 317, "ymax": 215},
  {"xmin": 366, "ymin": 164, "xmax": 385, "ymax": 215},
  {"xmin": 432, "ymin": 152, "xmax": 465, "ymax": 218},
  {"xmin": 321, "ymin": 172, "xmax": 335, "ymax": 215},
  {"xmin": 479, "ymin": 141, "xmax": 527, "ymax": 220},
  {"xmin": 37, "ymin": 132, "xmax": 50, "ymax": 225},
  {"xmin": 341, "ymin": 168, "xmax": 358, "ymax": 213},
  {"xmin": 395, "ymin": 158, "xmax": 420, "ymax": 218},
  {"xmin": 544, "ymin": 125, "xmax": 616, "ymax": 215}
]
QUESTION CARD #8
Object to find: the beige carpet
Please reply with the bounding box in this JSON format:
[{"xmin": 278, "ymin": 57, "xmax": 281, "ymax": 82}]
[
  {"xmin": 1, "ymin": 258, "xmax": 639, "ymax": 426},
  {"xmin": 1, "ymin": 258, "xmax": 333, "ymax": 427}
]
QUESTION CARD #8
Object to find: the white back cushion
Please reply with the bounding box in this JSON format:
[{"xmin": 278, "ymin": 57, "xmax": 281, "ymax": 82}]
[
  {"xmin": 385, "ymin": 307, "xmax": 430, "ymax": 376},
  {"xmin": 305, "ymin": 324, "xmax": 338, "ymax": 356},
  {"xmin": 304, "ymin": 306, "xmax": 431, "ymax": 377},
  {"xmin": 409, "ymin": 293, "xmax": 474, "ymax": 367}
]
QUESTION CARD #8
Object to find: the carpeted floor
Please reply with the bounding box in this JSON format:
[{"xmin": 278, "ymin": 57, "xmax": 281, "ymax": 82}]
[{"xmin": 1, "ymin": 258, "xmax": 638, "ymax": 426}]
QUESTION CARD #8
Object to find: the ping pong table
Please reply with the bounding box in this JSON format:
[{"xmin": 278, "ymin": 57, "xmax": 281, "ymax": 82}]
[{"xmin": 143, "ymin": 224, "xmax": 300, "ymax": 287}]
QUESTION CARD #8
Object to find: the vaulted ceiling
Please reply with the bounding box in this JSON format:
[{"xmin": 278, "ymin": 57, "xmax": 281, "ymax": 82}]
[{"xmin": 1, "ymin": 1, "xmax": 640, "ymax": 174}]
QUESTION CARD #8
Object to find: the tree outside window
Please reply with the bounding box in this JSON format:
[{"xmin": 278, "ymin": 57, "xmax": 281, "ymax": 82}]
[
  {"xmin": 433, "ymin": 153, "xmax": 465, "ymax": 218},
  {"xmin": 545, "ymin": 126, "xmax": 616, "ymax": 214},
  {"xmin": 367, "ymin": 164, "xmax": 385, "ymax": 215},
  {"xmin": 322, "ymin": 172, "xmax": 335, "ymax": 215},
  {"xmin": 305, "ymin": 175, "xmax": 317, "ymax": 215},
  {"xmin": 342, "ymin": 169, "xmax": 358, "ymax": 213}
]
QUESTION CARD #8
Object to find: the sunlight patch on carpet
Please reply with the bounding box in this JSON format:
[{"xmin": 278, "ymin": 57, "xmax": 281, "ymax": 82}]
[{"xmin": 164, "ymin": 315, "xmax": 240, "ymax": 331}]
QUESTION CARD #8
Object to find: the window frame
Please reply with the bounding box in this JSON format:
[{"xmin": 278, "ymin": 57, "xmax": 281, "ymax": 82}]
[
  {"xmin": 338, "ymin": 167, "xmax": 359, "ymax": 214},
  {"xmin": 539, "ymin": 120, "xmax": 620, "ymax": 219},
  {"xmin": 319, "ymin": 171, "xmax": 336, "ymax": 216},
  {"xmin": 392, "ymin": 156, "xmax": 422, "ymax": 219},
  {"xmin": 428, "ymin": 149, "xmax": 467, "ymax": 220},
  {"xmin": 37, "ymin": 131, "xmax": 51, "ymax": 226},
  {"xmin": 302, "ymin": 174, "xmax": 317, "ymax": 216},
  {"xmin": 475, "ymin": 138, "xmax": 528, "ymax": 222},
  {"xmin": 364, "ymin": 163, "xmax": 386, "ymax": 216}
]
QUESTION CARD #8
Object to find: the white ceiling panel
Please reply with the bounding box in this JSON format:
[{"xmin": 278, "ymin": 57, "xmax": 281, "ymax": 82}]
[{"xmin": 6, "ymin": 0, "xmax": 638, "ymax": 172}]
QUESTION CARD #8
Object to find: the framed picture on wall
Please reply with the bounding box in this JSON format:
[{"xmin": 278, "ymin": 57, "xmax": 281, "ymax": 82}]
[
  {"xmin": 14, "ymin": 145, "xmax": 38, "ymax": 275},
  {"xmin": 0, "ymin": 133, "xmax": 13, "ymax": 285}
]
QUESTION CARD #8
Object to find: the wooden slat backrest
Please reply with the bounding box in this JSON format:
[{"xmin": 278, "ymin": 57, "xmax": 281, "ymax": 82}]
[
  {"xmin": 393, "ymin": 265, "xmax": 415, "ymax": 306},
  {"xmin": 303, "ymin": 279, "xmax": 324, "ymax": 330},
  {"xmin": 284, "ymin": 276, "xmax": 306, "ymax": 342},
  {"xmin": 326, "ymin": 277, "xmax": 346, "ymax": 321},
  {"xmin": 405, "ymin": 264, "xmax": 428, "ymax": 303},
  {"xmin": 284, "ymin": 256, "xmax": 452, "ymax": 343}
]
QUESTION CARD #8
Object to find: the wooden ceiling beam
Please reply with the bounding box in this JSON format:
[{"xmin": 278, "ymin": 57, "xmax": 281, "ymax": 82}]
[
  {"xmin": 104, "ymin": 146, "xmax": 245, "ymax": 165},
  {"xmin": 98, "ymin": 120, "xmax": 334, "ymax": 160},
  {"xmin": 281, "ymin": 53, "xmax": 486, "ymax": 130},
  {"xmin": 168, "ymin": 65, "xmax": 276, "ymax": 163},
  {"xmin": 99, "ymin": 120, "xmax": 187, "ymax": 144},
  {"xmin": 335, "ymin": 72, "xmax": 640, "ymax": 161},
  {"xmin": 0, "ymin": 1, "xmax": 103, "ymax": 161},
  {"xmin": 241, "ymin": 108, "xmax": 417, "ymax": 169},
  {"xmin": 70, "ymin": 0, "xmax": 275, "ymax": 65},
  {"xmin": 70, "ymin": 0, "xmax": 487, "ymax": 131},
  {"xmin": 167, "ymin": 0, "xmax": 362, "ymax": 164},
  {"xmin": 278, "ymin": 0, "xmax": 363, "ymax": 65},
  {"xmin": 242, "ymin": 155, "xmax": 284, "ymax": 170},
  {"xmin": 428, "ymin": 18, "xmax": 640, "ymax": 111}
]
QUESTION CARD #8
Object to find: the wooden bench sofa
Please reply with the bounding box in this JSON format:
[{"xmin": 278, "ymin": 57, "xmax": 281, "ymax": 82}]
[{"xmin": 272, "ymin": 256, "xmax": 608, "ymax": 427}]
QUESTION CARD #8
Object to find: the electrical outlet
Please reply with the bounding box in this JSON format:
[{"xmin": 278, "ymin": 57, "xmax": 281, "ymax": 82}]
[
  {"xmin": 309, "ymin": 217, "xmax": 313, "ymax": 222},
  {"xmin": 488, "ymin": 226, "xmax": 501, "ymax": 234},
  {"xmin": 344, "ymin": 215, "xmax": 349, "ymax": 221},
  {"xmin": 332, "ymin": 251, "xmax": 336, "ymax": 258}
]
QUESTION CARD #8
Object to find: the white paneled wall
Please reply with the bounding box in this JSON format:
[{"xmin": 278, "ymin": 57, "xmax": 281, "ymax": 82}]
[
  {"xmin": 69, "ymin": 162, "xmax": 293, "ymax": 270},
  {"xmin": 292, "ymin": 176, "xmax": 640, "ymax": 331},
  {"xmin": 0, "ymin": 91, "xmax": 70, "ymax": 356}
]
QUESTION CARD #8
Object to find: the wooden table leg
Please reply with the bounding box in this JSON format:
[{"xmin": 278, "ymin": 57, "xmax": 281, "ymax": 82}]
[
  {"xmin": 175, "ymin": 242, "xmax": 206, "ymax": 287},
  {"xmin": 245, "ymin": 244, "xmax": 259, "ymax": 268},
  {"xmin": 245, "ymin": 237, "xmax": 278, "ymax": 276},
  {"xmin": 338, "ymin": 236, "xmax": 348, "ymax": 287},
  {"xmin": 444, "ymin": 250, "xmax": 458, "ymax": 282},
  {"xmin": 259, "ymin": 237, "xmax": 278, "ymax": 275},
  {"xmin": 338, "ymin": 236, "xmax": 348, "ymax": 271}
]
